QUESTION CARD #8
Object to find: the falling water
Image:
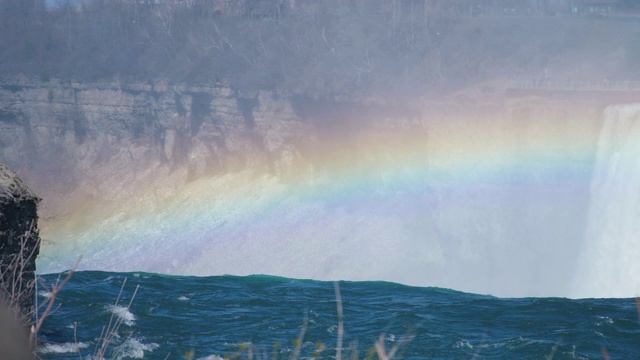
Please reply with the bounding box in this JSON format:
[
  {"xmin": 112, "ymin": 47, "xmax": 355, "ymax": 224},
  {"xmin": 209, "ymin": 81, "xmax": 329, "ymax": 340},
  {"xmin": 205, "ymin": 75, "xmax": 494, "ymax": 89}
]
[{"xmin": 575, "ymin": 104, "xmax": 640, "ymax": 298}]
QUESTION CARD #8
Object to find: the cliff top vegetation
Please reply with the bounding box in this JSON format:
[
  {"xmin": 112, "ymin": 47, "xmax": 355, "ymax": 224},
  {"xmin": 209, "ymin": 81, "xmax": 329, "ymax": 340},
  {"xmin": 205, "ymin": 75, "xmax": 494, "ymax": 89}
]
[{"xmin": 1, "ymin": 0, "xmax": 640, "ymax": 99}]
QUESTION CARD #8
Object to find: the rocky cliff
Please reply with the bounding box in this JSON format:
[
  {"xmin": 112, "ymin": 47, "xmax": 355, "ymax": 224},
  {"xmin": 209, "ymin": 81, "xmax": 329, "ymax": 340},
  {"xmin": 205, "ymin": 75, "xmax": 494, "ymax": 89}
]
[
  {"xmin": 0, "ymin": 163, "xmax": 40, "ymax": 321},
  {"xmin": 0, "ymin": 79, "xmax": 429, "ymax": 212},
  {"xmin": 0, "ymin": 78, "xmax": 615, "ymax": 296},
  {"xmin": 0, "ymin": 82, "xmax": 301, "ymax": 231},
  {"xmin": 0, "ymin": 78, "xmax": 607, "ymax": 223}
]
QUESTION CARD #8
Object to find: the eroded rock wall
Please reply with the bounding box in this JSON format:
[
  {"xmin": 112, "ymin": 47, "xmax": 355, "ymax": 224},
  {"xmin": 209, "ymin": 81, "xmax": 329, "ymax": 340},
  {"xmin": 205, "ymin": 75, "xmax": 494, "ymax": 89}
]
[
  {"xmin": 0, "ymin": 81, "xmax": 302, "ymax": 208},
  {"xmin": 0, "ymin": 79, "xmax": 614, "ymax": 296},
  {"xmin": 0, "ymin": 80, "xmax": 430, "ymax": 209}
]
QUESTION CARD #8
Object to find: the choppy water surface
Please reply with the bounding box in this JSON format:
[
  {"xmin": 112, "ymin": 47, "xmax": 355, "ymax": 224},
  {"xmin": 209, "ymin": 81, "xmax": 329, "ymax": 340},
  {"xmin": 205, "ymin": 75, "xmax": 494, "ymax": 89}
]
[{"xmin": 38, "ymin": 271, "xmax": 639, "ymax": 359}]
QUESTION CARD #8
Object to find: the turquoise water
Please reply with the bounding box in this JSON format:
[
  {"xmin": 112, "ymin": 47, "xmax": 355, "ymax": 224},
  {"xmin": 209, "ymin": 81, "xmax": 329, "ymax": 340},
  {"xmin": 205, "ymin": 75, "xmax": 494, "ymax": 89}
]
[{"xmin": 38, "ymin": 271, "xmax": 639, "ymax": 359}]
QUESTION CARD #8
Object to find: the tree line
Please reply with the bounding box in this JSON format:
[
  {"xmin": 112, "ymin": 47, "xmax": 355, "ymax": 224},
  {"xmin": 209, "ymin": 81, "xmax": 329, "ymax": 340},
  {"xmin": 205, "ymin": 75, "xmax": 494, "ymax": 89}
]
[{"xmin": 0, "ymin": 0, "xmax": 627, "ymax": 98}]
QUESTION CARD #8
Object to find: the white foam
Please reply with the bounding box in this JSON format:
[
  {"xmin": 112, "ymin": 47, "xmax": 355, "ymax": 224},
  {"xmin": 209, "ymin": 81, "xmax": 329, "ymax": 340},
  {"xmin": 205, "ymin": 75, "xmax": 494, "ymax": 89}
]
[
  {"xmin": 453, "ymin": 339, "xmax": 473, "ymax": 349},
  {"xmin": 196, "ymin": 355, "xmax": 224, "ymax": 360},
  {"xmin": 39, "ymin": 342, "xmax": 89, "ymax": 354},
  {"xmin": 116, "ymin": 338, "xmax": 159, "ymax": 359},
  {"xmin": 107, "ymin": 305, "xmax": 136, "ymax": 326},
  {"xmin": 595, "ymin": 315, "xmax": 614, "ymax": 326},
  {"xmin": 177, "ymin": 295, "xmax": 190, "ymax": 301}
]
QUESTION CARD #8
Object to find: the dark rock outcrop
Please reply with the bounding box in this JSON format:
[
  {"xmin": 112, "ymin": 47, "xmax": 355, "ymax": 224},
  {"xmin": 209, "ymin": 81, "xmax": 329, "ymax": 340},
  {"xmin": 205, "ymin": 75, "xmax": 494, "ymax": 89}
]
[{"xmin": 0, "ymin": 163, "xmax": 40, "ymax": 322}]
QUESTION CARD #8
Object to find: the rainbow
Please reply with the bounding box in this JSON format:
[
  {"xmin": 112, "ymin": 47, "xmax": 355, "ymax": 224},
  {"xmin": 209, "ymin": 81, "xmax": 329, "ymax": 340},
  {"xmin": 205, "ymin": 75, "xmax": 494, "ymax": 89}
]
[{"xmin": 38, "ymin": 103, "xmax": 639, "ymax": 298}]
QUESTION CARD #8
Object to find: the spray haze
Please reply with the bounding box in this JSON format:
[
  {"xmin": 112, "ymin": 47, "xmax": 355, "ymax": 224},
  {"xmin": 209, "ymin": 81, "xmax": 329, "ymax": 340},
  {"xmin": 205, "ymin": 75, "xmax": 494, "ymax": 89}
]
[
  {"xmin": 1, "ymin": 0, "xmax": 640, "ymax": 298},
  {"xmin": 575, "ymin": 104, "xmax": 640, "ymax": 298},
  {"xmin": 37, "ymin": 99, "xmax": 609, "ymax": 298}
]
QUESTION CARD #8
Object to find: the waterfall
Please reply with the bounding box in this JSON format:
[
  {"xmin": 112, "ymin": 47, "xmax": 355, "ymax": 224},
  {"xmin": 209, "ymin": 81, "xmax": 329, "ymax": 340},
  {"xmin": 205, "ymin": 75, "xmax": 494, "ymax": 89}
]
[{"xmin": 574, "ymin": 104, "xmax": 640, "ymax": 298}]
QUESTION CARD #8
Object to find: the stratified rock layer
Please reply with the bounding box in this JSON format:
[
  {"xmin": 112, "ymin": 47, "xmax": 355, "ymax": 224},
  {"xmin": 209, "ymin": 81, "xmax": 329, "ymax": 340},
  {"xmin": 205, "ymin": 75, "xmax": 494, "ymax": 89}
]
[{"xmin": 0, "ymin": 163, "xmax": 40, "ymax": 321}]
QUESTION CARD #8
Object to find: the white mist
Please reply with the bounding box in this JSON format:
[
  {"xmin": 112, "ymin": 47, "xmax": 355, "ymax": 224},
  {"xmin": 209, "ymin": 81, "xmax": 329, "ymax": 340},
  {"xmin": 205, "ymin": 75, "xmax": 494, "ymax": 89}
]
[{"xmin": 574, "ymin": 104, "xmax": 640, "ymax": 298}]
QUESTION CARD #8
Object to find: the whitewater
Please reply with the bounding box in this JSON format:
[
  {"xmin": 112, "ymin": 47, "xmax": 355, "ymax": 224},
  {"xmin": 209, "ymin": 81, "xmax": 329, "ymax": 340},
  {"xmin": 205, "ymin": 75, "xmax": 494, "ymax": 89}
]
[
  {"xmin": 38, "ymin": 271, "xmax": 640, "ymax": 360},
  {"xmin": 37, "ymin": 104, "xmax": 640, "ymax": 299},
  {"xmin": 574, "ymin": 104, "xmax": 640, "ymax": 298}
]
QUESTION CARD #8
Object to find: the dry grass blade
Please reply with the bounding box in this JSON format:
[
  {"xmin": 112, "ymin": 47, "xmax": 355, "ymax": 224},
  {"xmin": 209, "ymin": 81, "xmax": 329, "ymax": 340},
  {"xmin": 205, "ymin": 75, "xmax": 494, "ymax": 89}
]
[
  {"xmin": 1, "ymin": 221, "xmax": 41, "ymax": 327},
  {"xmin": 334, "ymin": 281, "xmax": 344, "ymax": 360},
  {"xmin": 374, "ymin": 335, "xmax": 393, "ymax": 360},
  {"xmin": 290, "ymin": 314, "xmax": 308, "ymax": 360},
  {"xmin": 31, "ymin": 256, "xmax": 82, "ymax": 348},
  {"xmin": 545, "ymin": 342, "xmax": 560, "ymax": 360},
  {"xmin": 93, "ymin": 278, "xmax": 139, "ymax": 360},
  {"xmin": 374, "ymin": 328, "xmax": 416, "ymax": 360}
]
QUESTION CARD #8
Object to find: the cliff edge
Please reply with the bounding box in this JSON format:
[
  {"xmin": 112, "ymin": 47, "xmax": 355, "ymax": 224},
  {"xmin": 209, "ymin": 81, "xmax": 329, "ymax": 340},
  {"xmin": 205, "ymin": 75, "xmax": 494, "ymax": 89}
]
[{"xmin": 0, "ymin": 163, "xmax": 40, "ymax": 322}]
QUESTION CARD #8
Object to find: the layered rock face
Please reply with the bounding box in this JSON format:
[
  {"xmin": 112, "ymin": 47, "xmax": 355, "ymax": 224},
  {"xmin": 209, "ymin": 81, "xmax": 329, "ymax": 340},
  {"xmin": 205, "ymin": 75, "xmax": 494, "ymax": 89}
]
[
  {"xmin": 0, "ymin": 80, "xmax": 435, "ymax": 216},
  {"xmin": 0, "ymin": 79, "xmax": 613, "ymax": 296},
  {"xmin": 0, "ymin": 79, "xmax": 606, "ymax": 231},
  {"xmin": 0, "ymin": 163, "xmax": 40, "ymax": 320},
  {"xmin": 0, "ymin": 80, "xmax": 314, "ymax": 206},
  {"xmin": 0, "ymin": 80, "xmax": 606, "ymax": 199}
]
